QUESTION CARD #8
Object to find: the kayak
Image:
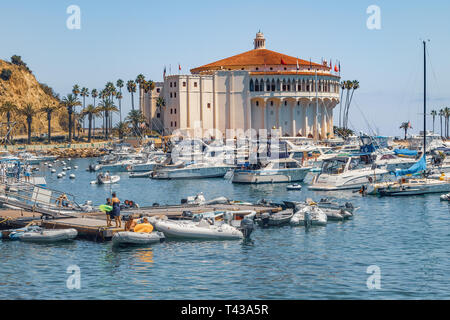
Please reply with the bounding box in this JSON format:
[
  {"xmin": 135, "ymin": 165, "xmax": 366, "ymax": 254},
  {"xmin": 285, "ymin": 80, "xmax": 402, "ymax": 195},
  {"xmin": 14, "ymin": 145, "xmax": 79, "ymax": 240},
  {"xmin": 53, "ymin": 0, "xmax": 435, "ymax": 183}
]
[{"xmin": 112, "ymin": 231, "xmax": 165, "ymax": 246}]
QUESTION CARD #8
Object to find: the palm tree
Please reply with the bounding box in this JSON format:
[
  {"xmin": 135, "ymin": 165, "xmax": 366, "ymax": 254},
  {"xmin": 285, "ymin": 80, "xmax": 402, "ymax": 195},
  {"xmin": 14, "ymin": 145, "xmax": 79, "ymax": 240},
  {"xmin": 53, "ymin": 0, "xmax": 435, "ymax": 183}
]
[
  {"xmin": 439, "ymin": 109, "xmax": 445, "ymax": 138},
  {"xmin": 98, "ymin": 99, "xmax": 118, "ymax": 139},
  {"xmin": 91, "ymin": 89, "xmax": 98, "ymax": 106},
  {"xmin": 126, "ymin": 109, "xmax": 146, "ymax": 137},
  {"xmin": 72, "ymin": 84, "xmax": 80, "ymax": 98},
  {"xmin": 62, "ymin": 94, "xmax": 81, "ymax": 143},
  {"xmin": 0, "ymin": 101, "xmax": 18, "ymax": 143},
  {"xmin": 82, "ymin": 104, "xmax": 101, "ymax": 142},
  {"xmin": 40, "ymin": 104, "xmax": 59, "ymax": 144},
  {"xmin": 127, "ymin": 80, "xmax": 137, "ymax": 110},
  {"xmin": 430, "ymin": 110, "xmax": 437, "ymax": 133},
  {"xmin": 116, "ymin": 79, "xmax": 124, "ymax": 122},
  {"xmin": 338, "ymin": 81, "xmax": 345, "ymax": 127},
  {"xmin": 114, "ymin": 121, "xmax": 129, "ymax": 140},
  {"xmin": 445, "ymin": 107, "xmax": 450, "ymax": 139},
  {"xmin": 342, "ymin": 80, "xmax": 352, "ymax": 129},
  {"xmin": 80, "ymin": 87, "xmax": 90, "ymax": 135},
  {"xmin": 91, "ymin": 89, "xmax": 98, "ymax": 137},
  {"xmin": 71, "ymin": 85, "xmax": 80, "ymax": 138},
  {"xmin": 344, "ymin": 80, "xmax": 359, "ymax": 129},
  {"xmin": 20, "ymin": 104, "xmax": 37, "ymax": 145},
  {"xmin": 136, "ymin": 74, "xmax": 146, "ymax": 111},
  {"xmin": 400, "ymin": 122, "xmax": 411, "ymax": 140}
]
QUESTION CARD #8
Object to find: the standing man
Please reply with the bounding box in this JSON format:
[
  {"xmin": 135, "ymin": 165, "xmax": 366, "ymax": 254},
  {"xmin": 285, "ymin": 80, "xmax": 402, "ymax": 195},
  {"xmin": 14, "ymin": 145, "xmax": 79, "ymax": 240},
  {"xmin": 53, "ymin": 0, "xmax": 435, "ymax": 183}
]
[{"xmin": 111, "ymin": 192, "xmax": 122, "ymax": 228}]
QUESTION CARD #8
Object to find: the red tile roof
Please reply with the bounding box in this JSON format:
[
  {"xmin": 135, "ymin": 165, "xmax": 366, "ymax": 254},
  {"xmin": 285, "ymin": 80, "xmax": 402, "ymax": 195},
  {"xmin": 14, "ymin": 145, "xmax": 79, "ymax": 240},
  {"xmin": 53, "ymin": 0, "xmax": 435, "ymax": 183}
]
[{"xmin": 190, "ymin": 49, "xmax": 327, "ymax": 73}]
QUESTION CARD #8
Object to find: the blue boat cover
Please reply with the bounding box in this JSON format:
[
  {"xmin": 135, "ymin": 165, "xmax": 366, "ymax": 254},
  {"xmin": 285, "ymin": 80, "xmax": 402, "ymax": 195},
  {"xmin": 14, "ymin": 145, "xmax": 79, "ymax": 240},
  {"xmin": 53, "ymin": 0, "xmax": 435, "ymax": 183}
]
[
  {"xmin": 394, "ymin": 156, "xmax": 426, "ymax": 177},
  {"xmin": 394, "ymin": 149, "xmax": 418, "ymax": 156}
]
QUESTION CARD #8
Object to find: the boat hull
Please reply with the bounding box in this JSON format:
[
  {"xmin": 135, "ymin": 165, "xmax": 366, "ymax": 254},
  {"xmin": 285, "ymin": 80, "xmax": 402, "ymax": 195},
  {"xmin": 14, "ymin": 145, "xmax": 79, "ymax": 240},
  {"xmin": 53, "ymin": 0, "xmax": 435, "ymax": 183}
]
[
  {"xmin": 153, "ymin": 166, "xmax": 231, "ymax": 179},
  {"xmin": 232, "ymin": 168, "xmax": 309, "ymax": 184}
]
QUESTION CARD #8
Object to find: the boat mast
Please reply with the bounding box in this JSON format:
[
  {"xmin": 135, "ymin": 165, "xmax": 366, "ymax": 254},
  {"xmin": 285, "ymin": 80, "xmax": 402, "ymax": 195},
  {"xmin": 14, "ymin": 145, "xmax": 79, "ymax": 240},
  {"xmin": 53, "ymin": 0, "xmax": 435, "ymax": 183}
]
[
  {"xmin": 315, "ymin": 70, "xmax": 319, "ymax": 141},
  {"xmin": 423, "ymin": 40, "xmax": 427, "ymax": 157}
]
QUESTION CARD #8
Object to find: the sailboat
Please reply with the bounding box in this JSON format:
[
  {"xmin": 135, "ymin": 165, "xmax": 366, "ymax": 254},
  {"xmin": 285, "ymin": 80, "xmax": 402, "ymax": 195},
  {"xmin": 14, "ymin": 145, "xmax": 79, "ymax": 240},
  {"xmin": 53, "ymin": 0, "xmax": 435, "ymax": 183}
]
[{"xmin": 365, "ymin": 41, "xmax": 450, "ymax": 196}]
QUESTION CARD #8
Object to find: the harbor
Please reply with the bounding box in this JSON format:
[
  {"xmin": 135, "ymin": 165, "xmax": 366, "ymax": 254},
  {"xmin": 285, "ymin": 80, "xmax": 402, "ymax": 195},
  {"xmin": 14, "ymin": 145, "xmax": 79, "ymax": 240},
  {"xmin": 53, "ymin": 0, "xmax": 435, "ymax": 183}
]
[
  {"xmin": 2, "ymin": 0, "xmax": 450, "ymax": 303},
  {"xmin": 2, "ymin": 130, "xmax": 450, "ymax": 299}
]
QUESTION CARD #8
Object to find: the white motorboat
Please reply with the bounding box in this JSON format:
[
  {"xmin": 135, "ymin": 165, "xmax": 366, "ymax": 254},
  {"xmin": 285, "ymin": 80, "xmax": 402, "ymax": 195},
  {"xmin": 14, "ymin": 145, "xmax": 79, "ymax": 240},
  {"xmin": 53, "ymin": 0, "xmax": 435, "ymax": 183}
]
[
  {"xmin": 152, "ymin": 161, "xmax": 234, "ymax": 179},
  {"xmin": 232, "ymin": 157, "xmax": 311, "ymax": 184},
  {"xmin": 91, "ymin": 174, "xmax": 120, "ymax": 185},
  {"xmin": 112, "ymin": 231, "xmax": 165, "ymax": 245},
  {"xmin": 309, "ymin": 155, "xmax": 389, "ymax": 191},
  {"xmin": 149, "ymin": 216, "xmax": 244, "ymax": 240},
  {"xmin": 286, "ymin": 184, "xmax": 302, "ymax": 190},
  {"xmin": 366, "ymin": 177, "xmax": 450, "ymax": 196}
]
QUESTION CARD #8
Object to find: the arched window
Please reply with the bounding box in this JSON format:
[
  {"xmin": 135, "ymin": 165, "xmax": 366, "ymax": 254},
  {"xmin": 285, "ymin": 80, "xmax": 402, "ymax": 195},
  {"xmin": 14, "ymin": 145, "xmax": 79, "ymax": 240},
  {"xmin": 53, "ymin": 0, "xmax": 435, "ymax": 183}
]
[
  {"xmin": 266, "ymin": 79, "xmax": 271, "ymax": 91},
  {"xmin": 271, "ymin": 79, "xmax": 275, "ymax": 91},
  {"xmin": 282, "ymin": 79, "xmax": 286, "ymax": 91},
  {"xmin": 276, "ymin": 79, "xmax": 281, "ymax": 91},
  {"xmin": 259, "ymin": 79, "xmax": 264, "ymax": 91},
  {"xmin": 287, "ymin": 79, "xmax": 291, "ymax": 91},
  {"xmin": 249, "ymin": 79, "xmax": 254, "ymax": 91},
  {"xmin": 255, "ymin": 79, "xmax": 259, "ymax": 92}
]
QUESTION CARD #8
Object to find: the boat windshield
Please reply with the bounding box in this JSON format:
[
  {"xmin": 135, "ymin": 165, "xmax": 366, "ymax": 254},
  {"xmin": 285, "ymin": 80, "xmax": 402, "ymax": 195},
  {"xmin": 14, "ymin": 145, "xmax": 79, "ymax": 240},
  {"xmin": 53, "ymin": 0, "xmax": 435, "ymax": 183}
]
[{"xmin": 321, "ymin": 158, "xmax": 348, "ymax": 174}]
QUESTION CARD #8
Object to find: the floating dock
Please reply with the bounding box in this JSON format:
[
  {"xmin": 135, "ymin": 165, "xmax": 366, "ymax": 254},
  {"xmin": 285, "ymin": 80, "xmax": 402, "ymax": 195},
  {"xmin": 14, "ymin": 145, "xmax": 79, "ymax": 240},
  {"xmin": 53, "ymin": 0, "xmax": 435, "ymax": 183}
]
[{"xmin": 1, "ymin": 202, "xmax": 280, "ymax": 242}]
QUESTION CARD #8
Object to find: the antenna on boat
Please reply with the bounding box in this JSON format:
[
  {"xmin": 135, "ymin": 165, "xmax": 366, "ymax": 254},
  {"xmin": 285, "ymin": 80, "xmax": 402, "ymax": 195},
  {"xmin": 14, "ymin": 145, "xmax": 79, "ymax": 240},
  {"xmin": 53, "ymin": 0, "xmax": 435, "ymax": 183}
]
[{"xmin": 423, "ymin": 39, "xmax": 427, "ymax": 158}]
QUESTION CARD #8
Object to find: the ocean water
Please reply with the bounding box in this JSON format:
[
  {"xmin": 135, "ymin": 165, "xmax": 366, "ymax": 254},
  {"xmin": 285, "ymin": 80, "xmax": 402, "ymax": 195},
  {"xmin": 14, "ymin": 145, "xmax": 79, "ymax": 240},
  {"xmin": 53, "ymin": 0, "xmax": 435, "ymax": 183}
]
[{"xmin": 1, "ymin": 158, "xmax": 450, "ymax": 299}]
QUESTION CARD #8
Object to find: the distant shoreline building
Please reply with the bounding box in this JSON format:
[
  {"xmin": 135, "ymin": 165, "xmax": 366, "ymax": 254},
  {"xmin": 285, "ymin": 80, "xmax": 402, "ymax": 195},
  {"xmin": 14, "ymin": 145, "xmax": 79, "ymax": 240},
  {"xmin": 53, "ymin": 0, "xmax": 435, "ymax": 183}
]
[{"xmin": 142, "ymin": 32, "xmax": 340, "ymax": 139}]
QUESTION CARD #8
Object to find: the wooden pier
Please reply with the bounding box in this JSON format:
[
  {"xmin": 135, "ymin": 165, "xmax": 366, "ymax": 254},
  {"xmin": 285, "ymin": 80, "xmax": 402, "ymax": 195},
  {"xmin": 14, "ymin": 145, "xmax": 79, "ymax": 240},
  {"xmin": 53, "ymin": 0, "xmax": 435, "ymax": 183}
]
[{"xmin": 1, "ymin": 202, "xmax": 280, "ymax": 242}]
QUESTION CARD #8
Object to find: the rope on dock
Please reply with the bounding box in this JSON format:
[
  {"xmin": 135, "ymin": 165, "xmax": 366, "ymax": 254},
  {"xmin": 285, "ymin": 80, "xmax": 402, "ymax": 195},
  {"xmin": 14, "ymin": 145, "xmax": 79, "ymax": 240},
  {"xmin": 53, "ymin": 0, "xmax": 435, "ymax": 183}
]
[{"xmin": 0, "ymin": 216, "xmax": 11, "ymax": 225}]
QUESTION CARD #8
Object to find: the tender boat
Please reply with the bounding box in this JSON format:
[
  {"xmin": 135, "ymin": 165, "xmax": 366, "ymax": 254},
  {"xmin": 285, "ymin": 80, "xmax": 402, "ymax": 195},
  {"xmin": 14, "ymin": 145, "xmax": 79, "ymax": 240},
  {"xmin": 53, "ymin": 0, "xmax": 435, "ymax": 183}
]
[
  {"xmin": 286, "ymin": 184, "xmax": 302, "ymax": 190},
  {"xmin": 255, "ymin": 209, "xmax": 294, "ymax": 227},
  {"xmin": 232, "ymin": 157, "xmax": 311, "ymax": 184},
  {"xmin": 91, "ymin": 174, "xmax": 120, "ymax": 185},
  {"xmin": 14, "ymin": 228, "xmax": 77, "ymax": 242},
  {"xmin": 290, "ymin": 205, "xmax": 327, "ymax": 226},
  {"xmin": 149, "ymin": 216, "xmax": 244, "ymax": 240},
  {"xmin": 112, "ymin": 231, "xmax": 165, "ymax": 246}
]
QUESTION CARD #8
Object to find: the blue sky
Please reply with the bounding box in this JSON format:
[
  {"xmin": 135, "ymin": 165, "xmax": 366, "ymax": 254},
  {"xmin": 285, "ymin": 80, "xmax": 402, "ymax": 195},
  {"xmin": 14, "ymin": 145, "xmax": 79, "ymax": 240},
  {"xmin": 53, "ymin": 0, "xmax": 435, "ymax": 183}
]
[{"xmin": 1, "ymin": 0, "xmax": 449, "ymax": 136}]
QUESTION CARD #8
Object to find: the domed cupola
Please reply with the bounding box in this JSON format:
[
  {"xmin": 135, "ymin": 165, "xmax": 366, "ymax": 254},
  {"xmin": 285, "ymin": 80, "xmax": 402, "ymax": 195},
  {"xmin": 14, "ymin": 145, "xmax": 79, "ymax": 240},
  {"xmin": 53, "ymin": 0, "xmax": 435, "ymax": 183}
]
[{"xmin": 253, "ymin": 31, "xmax": 266, "ymax": 50}]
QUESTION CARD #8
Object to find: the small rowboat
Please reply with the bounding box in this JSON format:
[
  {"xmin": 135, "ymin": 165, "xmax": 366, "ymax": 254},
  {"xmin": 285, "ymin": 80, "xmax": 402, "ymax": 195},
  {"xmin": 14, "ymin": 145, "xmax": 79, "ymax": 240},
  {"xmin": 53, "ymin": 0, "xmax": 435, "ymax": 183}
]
[{"xmin": 286, "ymin": 184, "xmax": 302, "ymax": 190}]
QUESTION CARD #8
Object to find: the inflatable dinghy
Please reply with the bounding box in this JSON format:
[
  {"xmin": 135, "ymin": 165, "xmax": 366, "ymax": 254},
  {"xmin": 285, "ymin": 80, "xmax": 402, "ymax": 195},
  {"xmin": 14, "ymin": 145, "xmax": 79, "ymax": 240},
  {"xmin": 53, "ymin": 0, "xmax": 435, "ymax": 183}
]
[{"xmin": 112, "ymin": 231, "xmax": 165, "ymax": 245}]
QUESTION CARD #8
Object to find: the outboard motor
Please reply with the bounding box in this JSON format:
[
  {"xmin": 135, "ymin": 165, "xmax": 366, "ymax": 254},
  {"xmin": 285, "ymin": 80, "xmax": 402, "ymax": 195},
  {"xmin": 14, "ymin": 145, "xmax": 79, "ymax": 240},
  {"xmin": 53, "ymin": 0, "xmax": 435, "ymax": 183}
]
[
  {"xmin": 182, "ymin": 210, "xmax": 193, "ymax": 218},
  {"xmin": 240, "ymin": 217, "xmax": 255, "ymax": 239},
  {"xmin": 304, "ymin": 209, "xmax": 312, "ymax": 229}
]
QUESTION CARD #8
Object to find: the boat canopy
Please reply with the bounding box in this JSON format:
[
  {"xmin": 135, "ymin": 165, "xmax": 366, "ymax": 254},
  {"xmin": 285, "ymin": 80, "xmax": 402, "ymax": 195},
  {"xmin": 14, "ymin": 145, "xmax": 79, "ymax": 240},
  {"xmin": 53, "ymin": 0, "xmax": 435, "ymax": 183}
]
[
  {"xmin": 394, "ymin": 149, "xmax": 418, "ymax": 156},
  {"xmin": 394, "ymin": 156, "xmax": 426, "ymax": 177}
]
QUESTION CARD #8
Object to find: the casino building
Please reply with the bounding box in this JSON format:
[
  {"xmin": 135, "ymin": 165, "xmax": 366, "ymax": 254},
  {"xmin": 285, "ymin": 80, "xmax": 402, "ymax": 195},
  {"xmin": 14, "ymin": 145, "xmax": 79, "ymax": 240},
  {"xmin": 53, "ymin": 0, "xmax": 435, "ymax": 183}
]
[{"xmin": 142, "ymin": 32, "xmax": 340, "ymax": 139}]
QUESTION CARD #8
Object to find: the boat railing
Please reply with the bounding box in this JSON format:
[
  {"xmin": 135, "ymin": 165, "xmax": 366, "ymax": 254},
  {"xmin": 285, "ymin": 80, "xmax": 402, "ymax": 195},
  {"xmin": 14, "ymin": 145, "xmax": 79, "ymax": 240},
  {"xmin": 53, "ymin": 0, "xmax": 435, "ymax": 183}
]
[{"xmin": 0, "ymin": 176, "xmax": 81, "ymax": 218}]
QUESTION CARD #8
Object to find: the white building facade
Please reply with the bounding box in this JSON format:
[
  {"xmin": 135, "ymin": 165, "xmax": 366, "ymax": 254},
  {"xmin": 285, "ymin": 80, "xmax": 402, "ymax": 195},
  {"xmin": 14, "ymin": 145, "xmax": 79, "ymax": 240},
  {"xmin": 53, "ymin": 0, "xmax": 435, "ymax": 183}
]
[{"xmin": 143, "ymin": 32, "xmax": 340, "ymax": 139}]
